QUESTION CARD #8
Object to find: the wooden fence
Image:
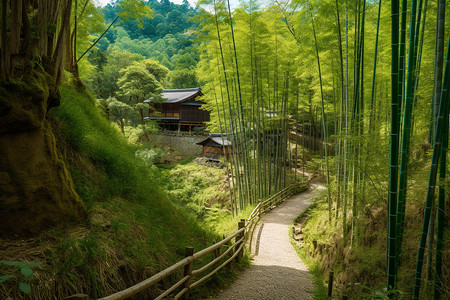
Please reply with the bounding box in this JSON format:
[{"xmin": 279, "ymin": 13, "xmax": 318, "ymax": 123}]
[{"xmin": 76, "ymin": 184, "xmax": 302, "ymax": 300}]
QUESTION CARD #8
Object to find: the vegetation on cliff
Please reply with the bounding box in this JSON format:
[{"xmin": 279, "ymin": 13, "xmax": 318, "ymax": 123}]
[{"xmin": 0, "ymin": 85, "xmax": 216, "ymax": 298}]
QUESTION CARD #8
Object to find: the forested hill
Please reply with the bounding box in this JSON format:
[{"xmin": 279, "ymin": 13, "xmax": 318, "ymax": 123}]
[
  {"xmin": 103, "ymin": 0, "xmax": 197, "ymax": 39},
  {"xmin": 84, "ymin": 0, "xmax": 200, "ymax": 98}
]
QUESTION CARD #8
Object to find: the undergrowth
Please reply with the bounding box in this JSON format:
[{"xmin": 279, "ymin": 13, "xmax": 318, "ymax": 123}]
[
  {"xmin": 160, "ymin": 159, "xmax": 261, "ymax": 238},
  {"xmin": 0, "ymin": 85, "xmax": 220, "ymax": 299},
  {"xmin": 289, "ymin": 198, "xmax": 328, "ymax": 300},
  {"xmin": 292, "ymin": 192, "xmax": 449, "ymax": 299},
  {"xmin": 161, "ymin": 160, "xmax": 231, "ymax": 219}
]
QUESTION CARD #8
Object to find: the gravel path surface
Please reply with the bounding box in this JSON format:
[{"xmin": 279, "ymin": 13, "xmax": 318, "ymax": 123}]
[{"xmin": 212, "ymin": 187, "xmax": 319, "ymax": 300}]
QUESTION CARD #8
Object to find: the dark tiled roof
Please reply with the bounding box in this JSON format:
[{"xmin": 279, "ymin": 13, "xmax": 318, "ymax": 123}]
[
  {"xmin": 196, "ymin": 134, "xmax": 231, "ymax": 147},
  {"xmin": 162, "ymin": 88, "xmax": 202, "ymax": 103},
  {"xmin": 210, "ymin": 136, "xmax": 231, "ymax": 146},
  {"xmin": 144, "ymin": 88, "xmax": 203, "ymax": 104}
]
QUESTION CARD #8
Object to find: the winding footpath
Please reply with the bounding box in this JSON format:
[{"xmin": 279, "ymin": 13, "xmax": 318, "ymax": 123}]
[{"xmin": 212, "ymin": 185, "xmax": 321, "ymax": 300}]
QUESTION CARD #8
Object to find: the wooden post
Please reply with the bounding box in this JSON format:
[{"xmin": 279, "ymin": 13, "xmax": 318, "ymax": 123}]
[
  {"xmin": 327, "ymin": 271, "xmax": 334, "ymax": 298},
  {"xmin": 182, "ymin": 246, "xmax": 194, "ymax": 300},
  {"xmin": 258, "ymin": 199, "xmax": 262, "ymax": 216},
  {"xmin": 225, "ymin": 234, "xmax": 233, "ymax": 270},
  {"xmin": 236, "ymin": 220, "xmax": 245, "ymax": 263},
  {"xmin": 213, "ymin": 242, "xmax": 221, "ymax": 260}
]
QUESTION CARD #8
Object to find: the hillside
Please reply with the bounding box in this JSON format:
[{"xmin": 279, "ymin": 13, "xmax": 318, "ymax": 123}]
[{"xmin": 0, "ymin": 85, "xmax": 216, "ymax": 299}]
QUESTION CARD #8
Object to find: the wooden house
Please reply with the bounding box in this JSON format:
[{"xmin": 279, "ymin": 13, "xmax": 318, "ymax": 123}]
[
  {"xmin": 144, "ymin": 88, "xmax": 210, "ymax": 131},
  {"xmin": 196, "ymin": 134, "xmax": 232, "ymax": 161}
]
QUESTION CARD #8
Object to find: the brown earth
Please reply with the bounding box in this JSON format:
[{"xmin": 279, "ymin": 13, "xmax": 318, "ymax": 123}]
[{"xmin": 0, "ymin": 82, "xmax": 85, "ymax": 237}]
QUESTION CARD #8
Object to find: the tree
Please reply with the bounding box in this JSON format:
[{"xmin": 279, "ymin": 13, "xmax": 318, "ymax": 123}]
[
  {"xmin": 103, "ymin": 97, "xmax": 134, "ymax": 133},
  {"xmin": 117, "ymin": 62, "xmax": 163, "ymax": 105},
  {"xmin": 77, "ymin": 0, "xmax": 153, "ymax": 63},
  {"xmin": 169, "ymin": 69, "xmax": 199, "ymax": 88},
  {"xmin": 0, "ymin": 0, "xmax": 85, "ymax": 236},
  {"xmin": 64, "ymin": 0, "xmax": 105, "ymax": 79},
  {"xmin": 117, "ymin": 59, "xmax": 168, "ymax": 124},
  {"xmin": 88, "ymin": 47, "xmax": 145, "ymax": 98}
]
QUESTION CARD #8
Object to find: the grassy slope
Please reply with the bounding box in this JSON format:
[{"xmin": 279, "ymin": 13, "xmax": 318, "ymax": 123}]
[
  {"xmin": 0, "ymin": 85, "xmax": 218, "ymax": 299},
  {"xmin": 293, "ymin": 193, "xmax": 450, "ymax": 299},
  {"xmin": 160, "ymin": 159, "xmax": 258, "ymax": 237}
]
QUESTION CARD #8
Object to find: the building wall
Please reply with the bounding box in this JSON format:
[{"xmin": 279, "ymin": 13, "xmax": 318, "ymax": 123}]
[
  {"xmin": 147, "ymin": 133, "xmax": 206, "ymax": 159},
  {"xmin": 180, "ymin": 105, "xmax": 210, "ymax": 123},
  {"xmin": 150, "ymin": 103, "xmax": 180, "ymax": 117},
  {"xmin": 203, "ymin": 145, "xmax": 222, "ymax": 159}
]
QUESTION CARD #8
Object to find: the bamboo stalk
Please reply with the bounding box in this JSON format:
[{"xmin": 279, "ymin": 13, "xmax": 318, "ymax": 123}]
[
  {"xmin": 431, "ymin": 0, "xmax": 446, "ymax": 143},
  {"xmin": 369, "ymin": 0, "xmax": 382, "ymax": 133},
  {"xmin": 433, "ymin": 6, "xmax": 447, "ymax": 299},
  {"xmin": 387, "ymin": 0, "xmax": 400, "ymax": 292},
  {"xmin": 310, "ymin": 7, "xmax": 331, "ymax": 223},
  {"xmin": 395, "ymin": 0, "xmax": 419, "ymax": 264},
  {"xmin": 413, "ymin": 32, "xmax": 450, "ymax": 299}
]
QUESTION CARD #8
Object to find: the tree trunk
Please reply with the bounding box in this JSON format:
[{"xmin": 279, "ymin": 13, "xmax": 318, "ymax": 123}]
[{"xmin": 0, "ymin": 0, "xmax": 86, "ymax": 237}]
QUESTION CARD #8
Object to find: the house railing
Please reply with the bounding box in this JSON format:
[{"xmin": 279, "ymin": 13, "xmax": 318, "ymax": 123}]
[
  {"xmin": 149, "ymin": 112, "xmax": 180, "ymax": 118},
  {"xmin": 75, "ymin": 183, "xmax": 303, "ymax": 300}
]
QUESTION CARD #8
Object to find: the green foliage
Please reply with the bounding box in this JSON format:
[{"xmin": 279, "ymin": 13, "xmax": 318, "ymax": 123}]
[
  {"xmin": 123, "ymin": 124, "xmax": 159, "ymax": 143},
  {"xmin": 100, "ymin": 96, "xmax": 134, "ymax": 133},
  {"xmin": 53, "ymin": 85, "xmax": 161, "ymax": 202},
  {"xmin": 205, "ymin": 205, "xmax": 256, "ymax": 237},
  {"xmin": 143, "ymin": 59, "xmax": 170, "ymax": 83},
  {"xmin": 0, "ymin": 261, "xmax": 41, "ymax": 295},
  {"xmin": 85, "ymin": 47, "xmax": 145, "ymax": 98},
  {"xmin": 135, "ymin": 148, "xmax": 166, "ymax": 165},
  {"xmin": 46, "ymin": 84, "xmax": 220, "ymax": 297},
  {"xmin": 71, "ymin": 0, "xmax": 106, "ymax": 78},
  {"xmin": 103, "ymin": 0, "xmax": 197, "ymax": 40},
  {"xmin": 361, "ymin": 286, "xmax": 403, "ymax": 299},
  {"xmin": 83, "ymin": 0, "xmax": 200, "ymax": 98},
  {"xmin": 175, "ymin": 53, "xmax": 197, "ymax": 69},
  {"xmin": 162, "ymin": 161, "xmax": 230, "ymax": 219},
  {"xmin": 160, "ymin": 55, "xmax": 174, "ymax": 70},
  {"xmin": 0, "ymin": 275, "xmax": 13, "ymax": 284},
  {"xmin": 117, "ymin": 62, "xmax": 164, "ymax": 104},
  {"xmin": 169, "ymin": 69, "xmax": 199, "ymax": 88},
  {"xmin": 117, "ymin": 0, "xmax": 153, "ymax": 29}
]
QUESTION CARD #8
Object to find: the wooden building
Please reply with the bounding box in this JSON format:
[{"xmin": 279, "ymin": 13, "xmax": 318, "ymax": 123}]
[
  {"xmin": 144, "ymin": 88, "xmax": 210, "ymax": 131},
  {"xmin": 196, "ymin": 134, "xmax": 232, "ymax": 161}
]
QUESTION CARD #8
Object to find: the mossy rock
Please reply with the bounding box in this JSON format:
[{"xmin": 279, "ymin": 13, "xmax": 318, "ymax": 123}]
[{"xmin": 0, "ymin": 81, "xmax": 85, "ymax": 237}]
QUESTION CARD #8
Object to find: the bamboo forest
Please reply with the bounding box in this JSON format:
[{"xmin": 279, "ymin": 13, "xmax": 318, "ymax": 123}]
[{"xmin": 0, "ymin": 0, "xmax": 449, "ymax": 299}]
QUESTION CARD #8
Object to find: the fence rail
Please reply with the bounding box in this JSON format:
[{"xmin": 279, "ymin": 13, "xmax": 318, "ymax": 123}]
[{"xmin": 85, "ymin": 183, "xmax": 303, "ymax": 300}]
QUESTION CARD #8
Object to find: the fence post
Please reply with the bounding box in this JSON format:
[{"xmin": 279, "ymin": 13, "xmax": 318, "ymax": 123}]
[
  {"xmin": 327, "ymin": 271, "xmax": 334, "ymax": 298},
  {"xmin": 258, "ymin": 199, "xmax": 262, "ymax": 217},
  {"xmin": 213, "ymin": 245, "xmax": 221, "ymax": 260},
  {"xmin": 182, "ymin": 246, "xmax": 194, "ymax": 300},
  {"xmin": 224, "ymin": 234, "xmax": 233, "ymax": 271},
  {"xmin": 235, "ymin": 219, "xmax": 245, "ymax": 263}
]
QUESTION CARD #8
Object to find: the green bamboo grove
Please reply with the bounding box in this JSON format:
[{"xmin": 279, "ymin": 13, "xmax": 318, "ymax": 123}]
[
  {"xmin": 195, "ymin": 0, "xmax": 449, "ymax": 296},
  {"xmin": 197, "ymin": 0, "xmax": 299, "ymax": 214}
]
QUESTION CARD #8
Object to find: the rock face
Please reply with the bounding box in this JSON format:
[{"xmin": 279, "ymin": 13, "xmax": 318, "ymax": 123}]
[{"xmin": 0, "ymin": 85, "xmax": 85, "ymax": 237}]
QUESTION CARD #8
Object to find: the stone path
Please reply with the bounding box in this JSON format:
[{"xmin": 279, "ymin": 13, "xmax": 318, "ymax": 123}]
[{"xmin": 212, "ymin": 187, "xmax": 320, "ymax": 300}]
